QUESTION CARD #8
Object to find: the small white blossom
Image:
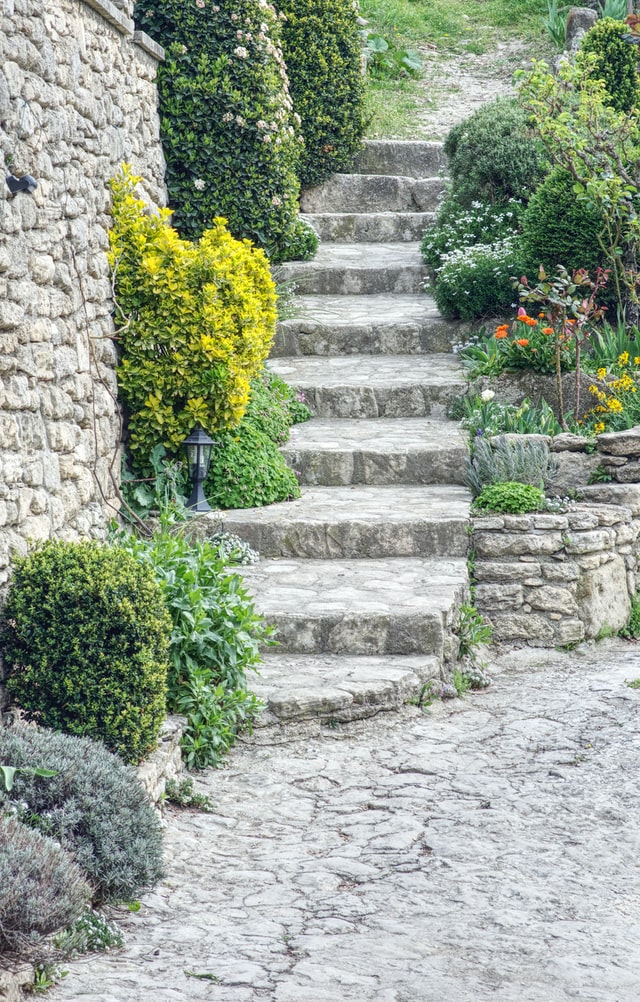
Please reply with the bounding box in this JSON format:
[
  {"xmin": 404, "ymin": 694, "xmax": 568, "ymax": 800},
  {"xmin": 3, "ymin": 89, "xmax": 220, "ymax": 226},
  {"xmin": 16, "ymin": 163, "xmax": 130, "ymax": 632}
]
[
  {"xmin": 234, "ymin": 46, "xmax": 248, "ymax": 58},
  {"xmin": 222, "ymin": 111, "xmax": 234, "ymax": 122},
  {"xmin": 271, "ymin": 195, "xmax": 282, "ymax": 206},
  {"xmin": 235, "ymin": 114, "xmax": 245, "ymax": 126},
  {"xmin": 480, "ymin": 389, "xmax": 495, "ymax": 403},
  {"xmin": 194, "ymin": 178, "xmax": 206, "ymax": 191}
]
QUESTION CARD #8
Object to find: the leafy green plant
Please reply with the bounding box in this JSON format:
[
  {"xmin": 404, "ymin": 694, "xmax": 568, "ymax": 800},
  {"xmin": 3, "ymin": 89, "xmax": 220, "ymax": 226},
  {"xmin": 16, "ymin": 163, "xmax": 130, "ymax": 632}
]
[
  {"xmin": 599, "ymin": 0, "xmax": 629, "ymax": 20},
  {"xmin": 133, "ymin": 0, "xmax": 303, "ymax": 261},
  {"xmin": 588, "ymin": 319, "xmax": 640, "ymax": 368},
  {"xmin": 578, "ymin": 18, "xmax": 640, "ymax": 113},
  {"xmin": 432, "ymin": 236, "xmax": 526, "ymax": 320},
  {"xmin": 164, "ymin": 777, "xmax": 213, "ymax": 813},
  {"xmin": 1, "ymin": 540, "xmax": 170, "ymax": 765},
  {"xmin": 588, "ymin": 463, "xmax": 614, "ymax": 482},
  {"xmin": 465, "ymin": 435, "xmax": 557, "ymax": 496},
  {"xmin": 205, "ymin": 423, "xmax": 301, "ymax": 510},
  {"xmin": 278, "ymin": 217, "xmax": 319, "ymax": 262},
  {"xmin": 121, "ymin": 444, "xmax": 189, "ymax": 523},
  {"xmin": 27, "ymin": 964, "xmax": 68, "ymax": 994},
  {"xmin": 459, "ymin": 393, "xmax": 562, "ymax": 438},
  {"xmin": 0, "ymin": 765, "xmax": 57, "ymax": 794},
  {"xmin": 361, "ymin": 28, "xmax": 422, "ymax": 80},
  {"xmin": 421, "ymin": 198, "xmax": 522, "ymax": 276},
  {"xmin": 0, "ymin": 724, "xmax": 165, "ymax": 904},
  {"xmin": 0, "ymin": 816, "xmax": 92, "ymax": 953},
  {"xmin": 455, "ymin": 603, "xmax": 493, "ymax": 658},
  {"xmin": 473, "ymin": 481, "xmax": 546, "ymax": 513},
  {"xmin": 115, "ymin": 527, "xmax": 272, "ymax": 770},
  {"xmin": 542, "ymin": 0, "xmax": 568, "ymax": 49},
  {"xmin": 53, "ymin": 909, "xmax": 124, "ymax": 956},
  {"xmin": 109, "ymin": 167, "xmax": 277, "ymax": 472},
  {"xmin": 443, "ymin": 98, "xmax": 548, "ymax": 208},
  {"xmin": 279, "ymin": 0, "xmax": 367, "ymax": 187},
  {"xmin": 625, "ymin": 676, "xmax": 640, "ymax": 686}
]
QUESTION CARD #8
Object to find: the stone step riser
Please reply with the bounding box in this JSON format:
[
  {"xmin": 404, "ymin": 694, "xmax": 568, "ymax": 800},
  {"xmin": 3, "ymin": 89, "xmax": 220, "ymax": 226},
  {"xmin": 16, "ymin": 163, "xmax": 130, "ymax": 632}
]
[
  {"xmin": 277, "ymin": 265, "xmax": 426, "ymax": 297},
  {"xmin": 300, "ymin": 175, "xmax": 444, "ymax": 214},
  {"xmin": 218, "ymin": 518, "xmax": 470, "ymax": 561},
  {"xmin": 296, "ymin": 383, "xmax": 461, "ymax": 420},
  {"xmin": 302, "ymin": 211, "xmax": 434, "ymax": 243},
  {"xmin": 273, "ymin": 320, "xmax": 463, "ymax": 357},
  {"xmin": 352, "ymin": 140, "xmax": 447, "ymax": 178},
  {"xmin": 264, "ymin": 610, "xmax": 448, "ymax": 658},
  {"xmin": 283, "ymin": 447, "xmax": 468, "ymax": 487}
]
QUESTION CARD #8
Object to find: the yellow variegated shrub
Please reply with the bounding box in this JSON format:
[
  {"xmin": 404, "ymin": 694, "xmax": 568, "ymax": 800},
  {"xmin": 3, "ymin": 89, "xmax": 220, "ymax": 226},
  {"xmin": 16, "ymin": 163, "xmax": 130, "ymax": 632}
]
[{"xmin": 108, "ymin": 166, "xmax": 277, "ymax": 470}]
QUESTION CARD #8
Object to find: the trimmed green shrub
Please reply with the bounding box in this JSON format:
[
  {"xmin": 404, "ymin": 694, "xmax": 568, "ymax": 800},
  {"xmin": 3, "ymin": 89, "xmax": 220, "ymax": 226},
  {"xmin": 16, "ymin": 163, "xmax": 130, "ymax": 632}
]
[
  {"xmin": 0, "ymin": 725, "xmax": 164, "ymax": 903},
  {"xmin": 280, "ymin": 217, "xmax": 319, "ymax": 262},
  {"xmin": 279, "ymin": 0, "xmax": 367, "ymax": 187},
  {"xmin": 433, "ymin": 237, "xmax": 526, "ymax": 321},
  {"xmin": 205, "ymin": 423, "xmax": 301, "ymax": 509},
  {"xmin": 0, "ymin": 816, "xmax": 92, "ymax": 952},
  {"xmin": 1, "ymin": 539, "xmax": 170, "ymax": 765},
  {"xmin": 109, "ymin": 167, "xmax": 277, "ymax": 471},
  {"xmin": 116, "ymin": 527, "xmax": 272, "ymax": 770},
  {"xmin": 578, "ymin": 18, "xmax": 640, "ymax": 113},
  {"xmin": 473, "ymin": 481, "xmax": 545, "ymax": 514},
  {"xmin": 133, "ymin": 0, "xmax": 304, "ymax": 261},
  {"xmin": 520, "ymin": 166, "xmax": 607, "ymax": 275},
  {"xmin": 444, "ymin": 98, "xmax": 548, "ymax": 207}
]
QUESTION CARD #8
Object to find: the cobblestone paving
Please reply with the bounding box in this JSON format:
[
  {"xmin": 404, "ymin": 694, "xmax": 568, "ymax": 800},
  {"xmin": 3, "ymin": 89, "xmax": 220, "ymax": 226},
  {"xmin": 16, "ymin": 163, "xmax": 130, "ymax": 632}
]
[{"xmin": 55, "ymin": 640, "xmax": 640, "ymax": 1002}]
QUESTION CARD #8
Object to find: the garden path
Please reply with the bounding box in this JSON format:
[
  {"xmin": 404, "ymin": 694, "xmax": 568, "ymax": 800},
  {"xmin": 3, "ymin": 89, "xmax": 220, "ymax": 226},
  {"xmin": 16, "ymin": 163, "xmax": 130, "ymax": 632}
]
[{"xmin": 54, "ymin": 640, "xmax": 640, "ymax": 1001}]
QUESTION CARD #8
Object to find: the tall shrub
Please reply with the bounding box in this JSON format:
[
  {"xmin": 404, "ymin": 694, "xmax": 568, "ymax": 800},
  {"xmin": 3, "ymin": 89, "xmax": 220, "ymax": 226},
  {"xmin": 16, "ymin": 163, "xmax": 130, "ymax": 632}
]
[
  {"xmin": 134, "ymin": 0, "xmax": 303, "ymax": 261},
  {"xmin": 109, "ymin": 167, "xmax": 277, "ymax": 471},
  {"xmin": 279, "ymin": 0, "xmax": 367, "ymax": 187},
  {"xmin": 578, "ymin": 18, "xmax": 640, "ymax": 113}
]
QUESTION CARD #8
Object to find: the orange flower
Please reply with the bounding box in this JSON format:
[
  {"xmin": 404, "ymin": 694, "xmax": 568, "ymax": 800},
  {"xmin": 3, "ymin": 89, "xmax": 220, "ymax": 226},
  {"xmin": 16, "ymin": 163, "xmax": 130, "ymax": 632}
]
[
  {"xmin": 495, "ymin": 330, "xmax": 509, "ymax": 339},
  {"xmin": 542, "ymin": 327, "xmax": 554, "ymax": 335},
  {"xmin": 523, "ymin": 317, "xmax": 537, "ymax": 327},
  {"xmin": 538, "ymin": 312, "xmax": 545, "ymax": 318},
  {"xmin": 516, "ymin": 338, "xmax": 529, "ymax": 346},
  {"xmin": 567, "ymin": 319, "xmax": 576, "ymax": 325}
]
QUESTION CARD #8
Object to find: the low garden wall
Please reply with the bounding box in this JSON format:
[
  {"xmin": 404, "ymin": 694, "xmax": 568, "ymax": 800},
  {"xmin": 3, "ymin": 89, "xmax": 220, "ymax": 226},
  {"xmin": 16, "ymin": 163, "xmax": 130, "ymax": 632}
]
[{"xmin": 473, "ymin": 484, "xmax": 640, "ymax": 647}]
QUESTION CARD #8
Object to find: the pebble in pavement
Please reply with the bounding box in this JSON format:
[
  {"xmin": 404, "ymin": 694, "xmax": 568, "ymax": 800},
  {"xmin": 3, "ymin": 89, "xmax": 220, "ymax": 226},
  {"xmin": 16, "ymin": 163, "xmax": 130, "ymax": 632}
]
[{"xmin": 53, "ymin": 639, "xmax": 640, "ymax": 1002}]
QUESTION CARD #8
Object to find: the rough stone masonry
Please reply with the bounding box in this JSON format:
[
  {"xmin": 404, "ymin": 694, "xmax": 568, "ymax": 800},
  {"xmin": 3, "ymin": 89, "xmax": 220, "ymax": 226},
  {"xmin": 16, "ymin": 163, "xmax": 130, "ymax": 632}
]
[{"xmin": 0, "ymin": 0, "xmax": 166, "ymax": 599}]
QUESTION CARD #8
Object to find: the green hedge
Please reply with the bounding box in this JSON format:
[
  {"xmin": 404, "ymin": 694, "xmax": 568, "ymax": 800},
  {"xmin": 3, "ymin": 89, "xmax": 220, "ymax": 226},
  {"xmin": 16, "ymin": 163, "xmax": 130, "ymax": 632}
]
[
  {"xmin": 279, "ymin": 0, "xmax": 367, "ymax": 187},
  {"xmin": 134, "ymin": 0, "xmax": 303, "ymax": 261}
]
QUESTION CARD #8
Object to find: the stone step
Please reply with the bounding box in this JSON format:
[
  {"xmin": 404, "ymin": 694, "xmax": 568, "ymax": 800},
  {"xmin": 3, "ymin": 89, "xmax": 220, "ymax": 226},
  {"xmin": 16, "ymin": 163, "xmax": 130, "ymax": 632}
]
[
  {"xmin": 238, "ymin": 556, "xmax": 469, "ymax": 658},
  {"xmin": 302, "ymin": 211, "xmax": 434, "ymax": 243},
  {"xmin": 273, "ymin": 294, "xmax": 469, "ymax": 357},
  {"xmin": 300, "ymin": 174, "xmax": 445, "ymax": 214},
  {"xmin": 215, "ymin": 485, "xmax": 471, "ymax": 559},
  {"xmin": 276, "ymin": 243, "xmax": 426, "ymax": 296},
  {"xmin": 251, "ymin": 652, "xmax": 444, "ymax": 727},
  {"xmin": 282, "ymin": 417, "xmax": 468, "ymax": 486},
  {"xmin": 269, "ymin": 354, "xmax": 465, "ymax": 419},
  {"xmin": 351, "ymin": 140, "xmax": 447, "ymax": 179}
]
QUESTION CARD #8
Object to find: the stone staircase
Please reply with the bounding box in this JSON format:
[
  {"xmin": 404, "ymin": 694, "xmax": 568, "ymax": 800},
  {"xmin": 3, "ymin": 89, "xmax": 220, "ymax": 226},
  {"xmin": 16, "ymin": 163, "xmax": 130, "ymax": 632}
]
[{"xmin": 220, "ymin": 141, "xmax": 473, "ymax": 730}]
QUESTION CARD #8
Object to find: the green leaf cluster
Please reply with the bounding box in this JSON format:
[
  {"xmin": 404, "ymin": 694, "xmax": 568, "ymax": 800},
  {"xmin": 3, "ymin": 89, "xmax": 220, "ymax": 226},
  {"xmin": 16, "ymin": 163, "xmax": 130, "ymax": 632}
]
[
  {"xmin": 133, "ymin": 0, "xmax": 303, "ymax": 261},
  {"xmin": 279, "ymin": 0, "xmax": 368, "ymax": 187},
  {"xmin": 116, "ymin": 528, "xmax": 273, "ymax": 770},
  {"xmin": 473, "ymin": 481, "xmax": 545, "ymax": 514},
  {"xmin": 109, "ymin": 167, "xmax": 277, "ymax": 470},
  {"xmin": 578, "ymin": 18, "xmax": 640, "ymax": 114},
  {"xmin": 0, "ymin": 541, "xmax": 170, "ymax": 765}
]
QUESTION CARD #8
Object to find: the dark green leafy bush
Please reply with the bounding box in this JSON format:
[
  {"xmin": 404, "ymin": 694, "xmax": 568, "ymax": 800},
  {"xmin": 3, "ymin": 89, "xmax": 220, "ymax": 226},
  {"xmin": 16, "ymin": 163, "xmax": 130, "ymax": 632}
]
[
  {"xmin": 520, "ymin": 166, "xmax": 607, "ymax": 275},
  {"xmin": 134, "ymin": 0, "xmax": 304, "ymax": 261},
  {"xmin": 116, "ymin": 528, "xmax": 273, "ymax": 770},
  {"xmin": 473, "ymin": 481, "xmax": 545, "ymax": 514},
  {"xmin": 1, "ymin": 540, "xmax": 170, "ymax": 765},
  {"xmin": 279, "ymin": 217, "xmax": 319, "ymax": 262},
  {"xmin": 206, "ymin": 423, "xmax": 301, "ymax": 509},
  {"xmin": 279, "ymin": 0, "xmax": 367, "ymax": 187},
  {"xmin": 0, "ymin": 725, "xmax": 164, "ymax": 903},
  {"xmin": 0, "ymin": 816, "xmax": 92, "ymax": 952},
  {"xmin": 444, "ymin": 98, "xmax": 548, "ymax": 207},
  {"xmin": 578, "ymin": 18, "xmax": 640, "ymax": 113}
]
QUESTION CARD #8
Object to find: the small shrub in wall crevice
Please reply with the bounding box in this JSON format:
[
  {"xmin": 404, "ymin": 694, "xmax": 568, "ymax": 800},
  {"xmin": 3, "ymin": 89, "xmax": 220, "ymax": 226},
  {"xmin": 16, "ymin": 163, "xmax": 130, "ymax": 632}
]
[{"xmin": 473, "ymin": 481, "xmax": 545, "ymax": 514}]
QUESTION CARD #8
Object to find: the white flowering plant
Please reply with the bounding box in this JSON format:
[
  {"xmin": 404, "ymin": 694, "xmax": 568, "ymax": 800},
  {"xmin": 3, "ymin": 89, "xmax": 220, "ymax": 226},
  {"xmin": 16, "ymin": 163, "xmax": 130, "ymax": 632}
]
[{"xmin": 432, "ymin": 236, "xmax": 526, "ymax": 321}]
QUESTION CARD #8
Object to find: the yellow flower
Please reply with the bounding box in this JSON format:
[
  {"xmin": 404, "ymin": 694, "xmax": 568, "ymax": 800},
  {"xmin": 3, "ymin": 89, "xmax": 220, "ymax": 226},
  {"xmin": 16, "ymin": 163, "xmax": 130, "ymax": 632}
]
[
  {"xmin": 594, "ymin": 422, "xmax": 605, "ymax": 433},
  {"xmin": 607, "ymin": 398, "xmax": 623, "ymax": 413},
  {"xmin": 618, "ymin": 351, "xmax": 630, "ymax": 366},
  {"xmin": 596, "ymin": 367, "xmax": 607, "ymax": 380},
  {"xmin": 634, "ymin": 356, "xmax": 640, "ymax": 366}
]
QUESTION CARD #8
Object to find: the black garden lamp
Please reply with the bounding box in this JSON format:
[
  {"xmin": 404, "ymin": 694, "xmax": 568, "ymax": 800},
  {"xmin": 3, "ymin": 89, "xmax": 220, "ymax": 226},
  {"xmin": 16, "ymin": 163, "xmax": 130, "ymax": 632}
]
[{"xmin": 183, "ymin": 425, "xmax": 215, "ymax": 512}]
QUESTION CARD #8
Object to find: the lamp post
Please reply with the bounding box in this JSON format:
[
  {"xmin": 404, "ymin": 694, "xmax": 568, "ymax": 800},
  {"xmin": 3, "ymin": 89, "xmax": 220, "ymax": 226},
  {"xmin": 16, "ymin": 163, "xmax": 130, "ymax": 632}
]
[{"xmin": 183, "ymin": 425, "xmax": 215, "ymax": 513}]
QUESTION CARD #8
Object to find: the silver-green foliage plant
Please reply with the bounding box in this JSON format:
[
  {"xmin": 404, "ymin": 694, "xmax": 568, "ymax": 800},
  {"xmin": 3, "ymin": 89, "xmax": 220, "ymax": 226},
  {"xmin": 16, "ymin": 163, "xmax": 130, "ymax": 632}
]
[
  {"xmin": 465, "ymin": 435, "xmax": 557, "ymax": 497},
  {"xmin": 116, "ymin": 527, "xmax": 273, "ymax": 770},
  {"xmin": 0, "ymin": 816, "xmax": 92, "ymax": 953},
  {"xmin": 0, "ymin": 725, "xmax": 165, "ymax": 904}
]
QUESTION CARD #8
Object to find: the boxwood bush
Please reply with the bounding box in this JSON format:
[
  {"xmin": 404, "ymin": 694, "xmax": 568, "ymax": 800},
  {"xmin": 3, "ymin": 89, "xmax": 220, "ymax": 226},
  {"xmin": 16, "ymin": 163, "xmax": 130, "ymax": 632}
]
[
  {"xmin": 279, "ymin": 0, "xmax": 367, "ymax": 187},
  {"xmin": 578, "ymin": 18, "xmax": 640, "ymax": 113},
  {"xmin": 1, "ymin": 539, "xmax": 170, "ymax": 765},
  {"xmin": 0, "ymin": 725, "xmax": 164, "ymax": 903},
  {"xmin": 134, "ymin": 0, "xmax": 304, "ymax": 262},
  {"xmin": 0, "ymin": 816, "xmax": 92, "ymax": 952}
]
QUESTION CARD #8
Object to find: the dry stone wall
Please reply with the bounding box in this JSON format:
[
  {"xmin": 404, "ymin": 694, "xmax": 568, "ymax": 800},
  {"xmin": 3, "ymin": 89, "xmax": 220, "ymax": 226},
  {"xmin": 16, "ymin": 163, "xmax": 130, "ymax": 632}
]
[
  {"xmin": 473, "ymin": 486, "xmax": 640, "ymax": 647},
  {"xmin": 0, "ymin": 0, "xmax": 165, "ymax": 594}
]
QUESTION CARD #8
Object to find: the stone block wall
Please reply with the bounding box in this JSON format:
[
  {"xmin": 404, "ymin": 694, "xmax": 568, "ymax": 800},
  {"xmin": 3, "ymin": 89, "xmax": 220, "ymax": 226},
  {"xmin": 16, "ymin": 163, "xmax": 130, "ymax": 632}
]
[
  {"xmin": 473, "ymin": 492, "xmax": 640, "ymax": 647},
  {"xmin": 0, "ymin": 0, "xmax": 166, "ymax": 593}
]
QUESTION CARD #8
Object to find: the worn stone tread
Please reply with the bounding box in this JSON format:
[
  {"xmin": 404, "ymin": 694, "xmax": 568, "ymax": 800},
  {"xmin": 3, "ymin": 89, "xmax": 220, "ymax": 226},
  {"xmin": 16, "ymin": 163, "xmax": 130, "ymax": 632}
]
[
  {"xmin": 238, "ymin": 556, "xmax": 469, "ymax": 658},
  {"xmin": 351, "ymin": 139, "xmax": 447, "ymax": 178},
  {"xmin": 276, "ymin": 242, "xmax": 427, "ymax": 296},
  {"xmin": 214, "ymin": 484, "xmax": 471, "ymax": 559},
  {"xmin": 300, "ymin": 174, "xmax": 445, "ymax": 214},
  {"xmin": 301, "ymin": 211, "xmax": 434, "ymax": 243}
]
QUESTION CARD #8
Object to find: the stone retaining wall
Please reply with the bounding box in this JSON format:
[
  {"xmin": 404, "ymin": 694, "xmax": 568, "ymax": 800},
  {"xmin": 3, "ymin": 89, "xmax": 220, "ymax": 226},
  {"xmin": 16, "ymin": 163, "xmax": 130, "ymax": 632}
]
[
  {"xmin": 0, "ymin": 0, "xmax": 166, "ymax": 594},
  {"xmin": 473, "ymin": 490, "xmax": 640, "ymax": 647}
]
